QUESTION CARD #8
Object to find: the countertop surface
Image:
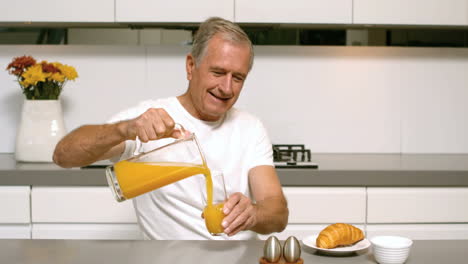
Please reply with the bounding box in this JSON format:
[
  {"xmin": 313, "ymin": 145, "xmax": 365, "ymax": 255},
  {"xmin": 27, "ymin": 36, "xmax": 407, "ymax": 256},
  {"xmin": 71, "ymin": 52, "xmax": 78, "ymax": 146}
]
[
  {"xmin": 1, "ymin": 153, "xmax": 468, "ymax": 186},
  {"xmin": 0, "ymin": 239, "xmax": 465, "ymax": 264}
]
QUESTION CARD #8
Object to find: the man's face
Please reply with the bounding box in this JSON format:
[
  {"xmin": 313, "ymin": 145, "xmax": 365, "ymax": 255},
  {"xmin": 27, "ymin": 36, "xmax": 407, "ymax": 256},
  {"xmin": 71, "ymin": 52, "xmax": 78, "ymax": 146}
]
[{"xmin": 185, "ymin": 34, "xmax": 251, "ymax": 121}]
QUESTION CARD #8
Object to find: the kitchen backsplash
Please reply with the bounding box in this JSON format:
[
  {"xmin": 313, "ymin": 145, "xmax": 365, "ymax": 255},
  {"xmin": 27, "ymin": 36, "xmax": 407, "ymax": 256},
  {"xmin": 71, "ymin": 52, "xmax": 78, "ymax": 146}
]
[{"xmin": 1, "ymin": 45, "xmax": 468, "ymax": 154}]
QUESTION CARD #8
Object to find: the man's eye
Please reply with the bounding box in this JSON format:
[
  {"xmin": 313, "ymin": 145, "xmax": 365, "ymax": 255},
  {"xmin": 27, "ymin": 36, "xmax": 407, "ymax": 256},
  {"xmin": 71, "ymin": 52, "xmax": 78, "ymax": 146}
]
[
  {"xmin": 234, "ymin": 76, "xmax": 244, "ymax": 82},
  {"xmin": 213, "ymin": 71, "xmax": 223, "ymax": 76}
]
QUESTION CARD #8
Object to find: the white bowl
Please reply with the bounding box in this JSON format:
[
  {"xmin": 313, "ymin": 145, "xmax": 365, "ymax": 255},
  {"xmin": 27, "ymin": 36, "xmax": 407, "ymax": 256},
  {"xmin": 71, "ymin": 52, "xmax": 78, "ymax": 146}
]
[{"xmin": 370, "ymin": 236, "xmax": 413, "ymax": 264}]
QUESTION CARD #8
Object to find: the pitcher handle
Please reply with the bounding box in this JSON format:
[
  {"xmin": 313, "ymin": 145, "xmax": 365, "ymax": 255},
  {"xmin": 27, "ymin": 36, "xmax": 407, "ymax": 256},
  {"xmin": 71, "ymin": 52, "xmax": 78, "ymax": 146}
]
[
  {"xmin": 134, "ymin": 123, "xmax": 188, "ymax": 154},
  {"xmin": 174, "ymin": 123, "xmax": 190, "ymax": 139}
]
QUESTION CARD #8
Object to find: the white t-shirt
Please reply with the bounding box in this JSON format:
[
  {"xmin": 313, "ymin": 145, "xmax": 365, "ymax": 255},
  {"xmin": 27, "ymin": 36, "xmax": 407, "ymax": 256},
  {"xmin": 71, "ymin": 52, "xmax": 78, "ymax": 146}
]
[{"xmin": 107, "ymin": 97, "xmax": 274, "ymax": 240}]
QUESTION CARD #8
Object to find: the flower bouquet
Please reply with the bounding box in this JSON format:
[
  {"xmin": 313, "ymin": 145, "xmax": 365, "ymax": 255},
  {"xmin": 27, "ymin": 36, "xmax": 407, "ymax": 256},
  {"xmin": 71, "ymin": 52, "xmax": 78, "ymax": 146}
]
[{"xmin": 6, "ymin": 55, "xmax": 78, "ymax": 100}]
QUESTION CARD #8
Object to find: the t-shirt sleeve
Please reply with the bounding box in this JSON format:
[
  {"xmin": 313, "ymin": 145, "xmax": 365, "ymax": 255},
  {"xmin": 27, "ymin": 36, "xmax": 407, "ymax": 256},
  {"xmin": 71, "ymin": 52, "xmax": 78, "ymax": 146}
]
[{"xmin": 245, "ymin": 118, "xmax": 274, "ymax": 171}]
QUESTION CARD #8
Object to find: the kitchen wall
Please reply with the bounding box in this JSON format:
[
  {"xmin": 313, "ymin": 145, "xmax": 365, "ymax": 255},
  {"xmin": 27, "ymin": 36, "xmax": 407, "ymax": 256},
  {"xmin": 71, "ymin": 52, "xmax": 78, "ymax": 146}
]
[{"xmin": 1, "ymin": 45, "xmax": 468, "ymax": 154}]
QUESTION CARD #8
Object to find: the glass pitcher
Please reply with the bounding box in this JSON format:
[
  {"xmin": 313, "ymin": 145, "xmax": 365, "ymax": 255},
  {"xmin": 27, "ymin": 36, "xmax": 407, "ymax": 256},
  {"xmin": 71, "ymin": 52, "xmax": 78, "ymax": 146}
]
[{"xmin": 105, "ymin": 131, "xmax": 208, "ymax": 202}]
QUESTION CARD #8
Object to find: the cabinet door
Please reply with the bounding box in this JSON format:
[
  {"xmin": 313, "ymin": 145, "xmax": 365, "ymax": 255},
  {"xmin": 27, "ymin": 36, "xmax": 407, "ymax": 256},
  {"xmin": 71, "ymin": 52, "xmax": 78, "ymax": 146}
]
[
  {"xmin": 235, "ymin": 0, "xmax": 352, "ymax": 24},
  {"xmin": 259, "ymin": 223, "xmax": 366, "ymax": 240},
  {"xmin": 32, "ymin": 223, "xmax": 144, "ymax": 240},
  {"xmin": 116, "ymin": 0, "xmax": 234, "ymax": 22},
  {"xmin": 367, "ymin": 224, "xmax": 468, "ymax": 240},
  {"xmin": 0, "ymin": 186, "xmax": 31, "ymax": 239},
  {"xmin": 354, "ymin": 0, "xmax": 468, "ymax": 26},
  {"xmin": 367, "ymin": 187, "xmax": 468, "ymax": 223},
  {"xmin": 0, "ymin": 186, "xmax": 30, "ymax": 224},
  {"xmin": 0, "ymin": 0, "xmax": 114, "ymax": 22},
  {"xmin": 32, "ymin": 187, "xmax": 137, "ymax": 223},
  {"xmin": 283, "ymin": 187, "xmax": 366, "ymax": 223}
]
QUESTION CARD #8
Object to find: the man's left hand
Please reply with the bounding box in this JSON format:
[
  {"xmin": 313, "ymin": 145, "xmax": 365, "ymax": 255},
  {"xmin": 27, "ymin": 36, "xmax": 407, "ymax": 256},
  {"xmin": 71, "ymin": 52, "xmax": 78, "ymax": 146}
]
[{"xmin": 221, "ymin": 192, "xmax": 257, "ymax": 236}]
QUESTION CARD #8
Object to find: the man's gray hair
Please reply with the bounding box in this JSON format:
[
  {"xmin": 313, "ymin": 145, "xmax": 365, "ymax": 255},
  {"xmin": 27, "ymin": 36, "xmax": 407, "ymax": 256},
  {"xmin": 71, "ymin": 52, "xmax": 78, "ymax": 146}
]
[{"xmin": 191, "ymin": 17, "xmax": 254, "ymax": 71}]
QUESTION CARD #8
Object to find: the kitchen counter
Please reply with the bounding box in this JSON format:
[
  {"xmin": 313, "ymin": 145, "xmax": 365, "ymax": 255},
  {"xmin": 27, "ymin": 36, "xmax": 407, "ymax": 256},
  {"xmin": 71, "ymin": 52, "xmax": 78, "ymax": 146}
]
[
  {"xmin": 1, "ymin": 153, "xmax": 468, "ymax": 186},
  {"xmin": 0, "ymin": 239, "xmax": 466, "ymax": 264}
]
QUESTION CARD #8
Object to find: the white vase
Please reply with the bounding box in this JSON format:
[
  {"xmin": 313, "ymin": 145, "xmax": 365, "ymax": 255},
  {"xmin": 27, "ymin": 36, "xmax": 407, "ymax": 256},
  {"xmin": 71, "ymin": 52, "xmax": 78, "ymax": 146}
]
[{"xmin": 15, "ymin": 100, "xmax": 66, "ymax": 162}]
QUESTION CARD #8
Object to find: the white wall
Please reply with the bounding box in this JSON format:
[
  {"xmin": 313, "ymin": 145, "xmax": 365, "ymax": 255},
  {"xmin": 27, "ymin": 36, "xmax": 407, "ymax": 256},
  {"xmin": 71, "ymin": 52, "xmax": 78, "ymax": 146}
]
[{"xmin": 1, "ymin": 45, "xmax": 468, "ymax": 154}]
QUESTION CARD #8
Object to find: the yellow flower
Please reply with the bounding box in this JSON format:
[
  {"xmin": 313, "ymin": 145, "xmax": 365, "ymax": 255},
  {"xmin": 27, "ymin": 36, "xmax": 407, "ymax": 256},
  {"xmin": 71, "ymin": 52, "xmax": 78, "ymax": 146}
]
[
  {"xmin": 49, "ymin": 72, "xmax": 65, "ymax": 82},
  {"xmin": 54, "ymin": 62, "xmax": 78, "ymax": 81},
  {"xmin": 20, "ymin": 64, "xmax": 46, "ymax": 87}
]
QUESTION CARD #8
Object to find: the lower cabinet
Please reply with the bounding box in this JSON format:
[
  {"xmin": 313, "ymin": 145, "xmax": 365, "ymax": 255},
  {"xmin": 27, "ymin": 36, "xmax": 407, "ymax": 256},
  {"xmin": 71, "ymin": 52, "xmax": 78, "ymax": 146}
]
[
  {"xmin": 32, "ymin": 223, "xmax": 143, "ymax": 240},
  {"xmin": 366, "ymin": 187, "xmax": 468, "ymax": 240},
  {"xmin": 367, "ymin": 187, "xmax": 468, "ymax": 223},
  {"xmin": 0, "ymin": 186, "xmax": 31, "ymax": 239},
  {"xmin": 26, "ymin": 186, "xmax": 468, "ymax": 240},
  {"xmin": 31, "ymin": 186, "xmax": 143, "ymax": 240},
  {"xmin": 367, "ymin": 224, "xmax": 468, "ymax": 240},
  {"xmin": 259, "ymin": 187, "xmax": 367, "ymax": 240},
  {"xmin": 262, "ymin": 187, "xmax": 468, "ymax": 241}
]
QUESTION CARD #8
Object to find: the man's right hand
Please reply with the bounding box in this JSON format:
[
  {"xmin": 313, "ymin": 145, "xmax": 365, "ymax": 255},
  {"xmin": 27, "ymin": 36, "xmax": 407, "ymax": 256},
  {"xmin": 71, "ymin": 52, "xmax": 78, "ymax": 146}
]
[{"xmin": 120, "ymin": 108, "xmax": 188, "ymax": 142}]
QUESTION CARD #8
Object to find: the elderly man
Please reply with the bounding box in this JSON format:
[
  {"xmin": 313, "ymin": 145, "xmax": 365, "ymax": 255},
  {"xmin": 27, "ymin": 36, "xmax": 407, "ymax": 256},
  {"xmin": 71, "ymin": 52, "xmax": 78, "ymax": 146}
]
[{"xmin": 53, "ymin": 17, "xmax": 288, "ymax": 240}]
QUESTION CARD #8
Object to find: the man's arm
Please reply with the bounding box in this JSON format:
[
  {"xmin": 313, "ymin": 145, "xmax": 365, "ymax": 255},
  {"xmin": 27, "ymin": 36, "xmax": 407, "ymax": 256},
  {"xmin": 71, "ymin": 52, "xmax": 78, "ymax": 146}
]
[
  {"xmin": 222, "ymin": 165, "xmax": 289, "ymax": 236},
  {"xmin": 53, "ymin": 123, "xmax": 127, "ymax": 168},
  {"xmin": 248, "ymin": 165, "xmax": 289, "ymax": 234},
  {"xmin": 53, "ymin": 108, "xmax": 185, "ymax": 168}
]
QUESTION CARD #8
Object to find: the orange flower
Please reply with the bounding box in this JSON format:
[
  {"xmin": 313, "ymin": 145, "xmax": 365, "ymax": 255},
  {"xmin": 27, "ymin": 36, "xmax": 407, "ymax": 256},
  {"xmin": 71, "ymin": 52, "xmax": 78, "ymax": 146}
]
[
  {"xmin": 6, "ymin": 55, "xmax": 36, "ymax": 76},
  {"xmin": 40, "ymin": 61, "xmax": 60, "ymax": 74}
]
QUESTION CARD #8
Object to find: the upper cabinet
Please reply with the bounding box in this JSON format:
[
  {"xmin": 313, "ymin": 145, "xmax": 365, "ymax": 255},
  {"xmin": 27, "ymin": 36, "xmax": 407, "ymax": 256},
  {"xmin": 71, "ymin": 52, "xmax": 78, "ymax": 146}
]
[
  {"xmin": 115, "ymin": 0, "xmax": 234, "ymax": 23},
  {"xmin": 2, "ymin": 0, "xmax": 467, "ymax": 27},
  {"xmin": 354, "ymin": 0, "xmax": 468, "ymax": 26},
  {"xmin": 0, "ymin": 0, "xmax": 114, "ymax": 22},
  {"xmin": 235, "ymin": 0, "xmax": 352, "ymax": 24}
]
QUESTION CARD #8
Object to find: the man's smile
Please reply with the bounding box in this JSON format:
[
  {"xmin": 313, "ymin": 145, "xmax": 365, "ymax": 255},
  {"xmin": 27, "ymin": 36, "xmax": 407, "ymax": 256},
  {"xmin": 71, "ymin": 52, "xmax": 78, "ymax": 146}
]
[{"xmin": 209, "ymin": 91, "xmax": 230, "ymax": 101}]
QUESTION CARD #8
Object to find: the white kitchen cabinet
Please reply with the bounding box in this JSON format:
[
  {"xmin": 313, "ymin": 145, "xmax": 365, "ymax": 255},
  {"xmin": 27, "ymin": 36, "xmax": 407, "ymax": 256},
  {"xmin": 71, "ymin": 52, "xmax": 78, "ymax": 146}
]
[
  {"xmin": 284, "ymin": 187, "xmax": 366, "ymax": 223},
  {"xmin": 235, "ymin": 0, "xmax": 352, "ymax": 24},
  {"xmin": 0, "ymin": 186, "xmax": 31, "ymax": 239},
  {"xmin": 31, "ymin": 186, "xmax": 142, "ymax": 240},
  {"xmin": 354, "ymin": 0, "xmax": 468, "ymax": 26},
  {"xmin": 0, "ymin": 0, "xmax": 114, "ymax": 22},
  {"xmin": 367, "ymin": 224, "xmax": 468, "ymax": 240},
  {"xmin": 367, "ymin": 187, "xmax": 468, "ymax": 223},
  {"xmin": 115, "ymin": 0, "xmax": 233, "ymax": 23},
  {"xmin": 32, "ymin": 223, "xmax": 143, "ymax": 240},
  {"xmin": 259, "ymin": 224, "xmax": 366, "ymax": 240},
  {"xmin": 269, "ymin": 187, "xmax": 468, "ymax": 241},
  {"xmin": 259, "ymin": 187, "xmax": 366, "ymax": 240}
]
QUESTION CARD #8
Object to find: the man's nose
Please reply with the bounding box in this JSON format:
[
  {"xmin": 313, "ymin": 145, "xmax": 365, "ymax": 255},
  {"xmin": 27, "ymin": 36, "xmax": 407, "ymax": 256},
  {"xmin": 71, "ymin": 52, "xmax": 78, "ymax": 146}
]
[{"xmin": 219, "ymin": 74, "xmax": 233, "ymax": 96}]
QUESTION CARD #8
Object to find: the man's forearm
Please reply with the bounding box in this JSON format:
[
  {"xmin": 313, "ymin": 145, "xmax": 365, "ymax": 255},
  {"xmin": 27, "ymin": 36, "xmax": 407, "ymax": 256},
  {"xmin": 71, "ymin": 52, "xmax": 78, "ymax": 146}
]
[
  {"xmin": 53, "ymin": 123, "xmax": 126, "ymax": 168},
  {"xmin": 251, "ymin": 196, "xmax": 289, "ymax": 234}
]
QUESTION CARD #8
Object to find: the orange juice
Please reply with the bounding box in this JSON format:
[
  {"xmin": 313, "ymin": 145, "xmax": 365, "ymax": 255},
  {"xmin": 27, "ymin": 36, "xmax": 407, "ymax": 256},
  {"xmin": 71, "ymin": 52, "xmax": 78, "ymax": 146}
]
[
  {"xmin": 114, "ymin": 160, "xmax": 208, "ymax": 199},
  {"xmin": 203, "ymin": 202, "xmax": 225, "ymax": 235},
  {"xmin": 113, "ymin": 159, "xmax": 224, "ymax": 235}
]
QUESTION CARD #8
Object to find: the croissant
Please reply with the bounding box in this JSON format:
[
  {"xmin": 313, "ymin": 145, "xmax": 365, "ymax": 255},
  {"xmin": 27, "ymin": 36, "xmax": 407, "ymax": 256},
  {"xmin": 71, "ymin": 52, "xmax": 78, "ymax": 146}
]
[{"xmin": 316, "ymin": 223, "xmax": 364, "ymax": 249}]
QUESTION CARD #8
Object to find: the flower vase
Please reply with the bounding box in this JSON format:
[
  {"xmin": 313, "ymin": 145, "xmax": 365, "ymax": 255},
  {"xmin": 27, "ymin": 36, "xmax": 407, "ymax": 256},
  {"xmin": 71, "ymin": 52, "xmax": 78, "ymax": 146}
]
[{"xmin": 15, "ymin": 100, "xmax": 66, "ymax": 162}]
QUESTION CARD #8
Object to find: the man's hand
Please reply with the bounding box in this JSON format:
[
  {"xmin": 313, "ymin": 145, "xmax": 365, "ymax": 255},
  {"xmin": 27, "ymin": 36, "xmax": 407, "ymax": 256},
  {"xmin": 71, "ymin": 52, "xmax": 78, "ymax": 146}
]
[
  {"xmin": 221, "ymin": 192, "xmax": 258, "ymax": 236},
  {"xmin": 121, "ymin": 108, "xmax": 189, "ymax": 142}
]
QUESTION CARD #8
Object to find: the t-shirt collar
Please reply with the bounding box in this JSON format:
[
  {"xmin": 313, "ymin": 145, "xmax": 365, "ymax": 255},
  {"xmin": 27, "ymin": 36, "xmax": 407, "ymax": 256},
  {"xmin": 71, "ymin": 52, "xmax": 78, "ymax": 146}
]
[{"xmin": 172, "ymin": 97, "xmax": 225, "ymax": 128}]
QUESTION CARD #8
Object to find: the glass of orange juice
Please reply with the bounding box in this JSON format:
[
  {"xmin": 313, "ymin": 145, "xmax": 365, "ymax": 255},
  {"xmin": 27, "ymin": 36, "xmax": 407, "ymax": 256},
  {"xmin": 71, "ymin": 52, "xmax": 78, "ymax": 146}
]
[
  {"xmin": 200, "ymin": 171, "xmax": 228, "ymax": 236},
  {"xmin": 105, "ymin": 132, "xmax": 209, "ymax": 202}
]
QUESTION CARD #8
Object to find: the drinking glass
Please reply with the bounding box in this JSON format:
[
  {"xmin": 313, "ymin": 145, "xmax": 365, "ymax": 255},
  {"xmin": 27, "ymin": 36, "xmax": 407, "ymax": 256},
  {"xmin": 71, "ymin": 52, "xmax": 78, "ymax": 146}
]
[
  {"xmin": 200, "ymin": 171, "xmax": 228, "ymax": 236},
  {"xmin": 106, "ymin": 132, "xmax": 207, "ymax": 202}
]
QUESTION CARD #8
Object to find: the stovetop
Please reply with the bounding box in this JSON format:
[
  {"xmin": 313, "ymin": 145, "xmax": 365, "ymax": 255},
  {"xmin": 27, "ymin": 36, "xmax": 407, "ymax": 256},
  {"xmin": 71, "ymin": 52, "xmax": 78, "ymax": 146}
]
[{"xmin": 272, "ymin": 144, "xmax": 318, "ymax": 169}]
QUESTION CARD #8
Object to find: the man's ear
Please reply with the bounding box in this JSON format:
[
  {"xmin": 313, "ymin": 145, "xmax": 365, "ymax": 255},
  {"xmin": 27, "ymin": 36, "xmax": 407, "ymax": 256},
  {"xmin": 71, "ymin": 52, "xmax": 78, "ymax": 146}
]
[{"xmin": 186, "ymin": 54, "xmax": 195, "ymax": 81}]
